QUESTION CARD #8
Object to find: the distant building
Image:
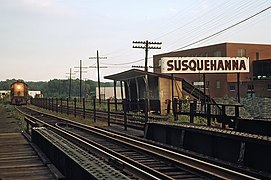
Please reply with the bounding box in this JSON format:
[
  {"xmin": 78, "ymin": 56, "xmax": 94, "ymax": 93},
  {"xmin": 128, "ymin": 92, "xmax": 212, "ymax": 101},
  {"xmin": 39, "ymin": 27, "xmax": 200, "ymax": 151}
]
[
  {"xmin": 153, "ymin": 42, "xmax": 271, "ymax": 98},
  {"xmin": 28, "ymin": 91, "xmax": 43, "ymax": 98},
  {"xmin": 0, "ymin": 90, "xmax": 9, "ymax": 98},
  {"xmin": 0, "ymin": 90, "xmax": 42, "ymax": 98},
  {"xmin": 96, "ymin": 87, "xmax": 125, "ymax": 100}
]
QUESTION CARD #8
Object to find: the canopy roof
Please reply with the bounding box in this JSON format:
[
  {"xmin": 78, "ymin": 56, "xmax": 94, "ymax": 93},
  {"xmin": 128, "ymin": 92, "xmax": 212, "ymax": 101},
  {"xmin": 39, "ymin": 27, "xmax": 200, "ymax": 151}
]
[{"xmin": 104, "ymin": 69, "xmax": 183, "ymax": 81}]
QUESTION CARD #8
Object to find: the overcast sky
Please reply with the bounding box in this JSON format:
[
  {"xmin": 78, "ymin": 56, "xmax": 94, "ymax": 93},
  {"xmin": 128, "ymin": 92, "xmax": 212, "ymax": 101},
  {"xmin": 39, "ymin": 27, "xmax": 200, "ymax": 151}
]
[{"xmin": 0, "ymin": 0, "xmax": 270, "ymax": 82}]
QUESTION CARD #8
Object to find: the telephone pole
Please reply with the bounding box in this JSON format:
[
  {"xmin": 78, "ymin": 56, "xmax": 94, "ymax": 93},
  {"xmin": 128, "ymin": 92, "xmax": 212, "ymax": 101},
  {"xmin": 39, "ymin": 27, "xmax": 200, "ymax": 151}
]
[
  {"xmin": 132, "ymin": 40, "xmax": 162, "ymax": 72},
  {"xmin": 74, "ymin": 60, "xmax": 88, "ymax": 100},
  {"xmin": 89, "ymin": 50, "xmax": 107, "ymax": 104},
  {"xmin": 132, "ymin": 40, "xmax": 162, "ymax": 121},
  {"xmin": 66, "ymin": 68, "xmax": 76, "ymax": 99}
]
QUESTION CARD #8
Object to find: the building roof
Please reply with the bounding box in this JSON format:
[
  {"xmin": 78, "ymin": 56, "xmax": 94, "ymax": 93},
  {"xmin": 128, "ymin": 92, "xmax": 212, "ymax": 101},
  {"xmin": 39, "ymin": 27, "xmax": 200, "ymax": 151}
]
[
  {"xmin": 154, "ymin": 42, "xmax": 271, "ymax": 57},
  {"xmin": 104, "ymin": 69, "xmax": 183, "ymax": 81}
]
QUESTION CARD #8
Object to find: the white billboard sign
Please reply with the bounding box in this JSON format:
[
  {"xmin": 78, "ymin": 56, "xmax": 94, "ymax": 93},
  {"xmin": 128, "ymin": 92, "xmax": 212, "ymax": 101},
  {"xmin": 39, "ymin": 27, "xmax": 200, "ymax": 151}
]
[{"xmin": 161, "ymin": 57, "xmax": 249, "ymax": 74}]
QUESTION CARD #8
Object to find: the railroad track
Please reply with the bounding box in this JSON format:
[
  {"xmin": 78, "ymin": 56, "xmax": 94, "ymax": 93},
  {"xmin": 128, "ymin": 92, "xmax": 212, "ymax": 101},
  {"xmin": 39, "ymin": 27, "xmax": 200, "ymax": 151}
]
[{"xmin": 16, "ymin": 106, "xmax": 261, "ymax": 179}]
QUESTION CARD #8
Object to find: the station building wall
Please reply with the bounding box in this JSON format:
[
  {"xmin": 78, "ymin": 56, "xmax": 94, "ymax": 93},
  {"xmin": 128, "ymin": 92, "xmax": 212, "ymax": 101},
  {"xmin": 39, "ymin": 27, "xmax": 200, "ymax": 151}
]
[{"xmin": 153, "ymin": 42, "xmax": 271, "ymax": 98}]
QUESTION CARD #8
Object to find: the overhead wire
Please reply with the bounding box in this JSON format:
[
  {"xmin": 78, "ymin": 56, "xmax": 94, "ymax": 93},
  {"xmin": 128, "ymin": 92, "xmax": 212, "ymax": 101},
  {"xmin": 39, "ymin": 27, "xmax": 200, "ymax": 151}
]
[
  {"xmin": 97, "ymin": 1, "xmax": 271, "ymax": 68},
  {"xmin": 172, "ymin": 5, "xmax": 271, "ymax": 52},
  {"xmin": 162, "ymin": 0, "xmax": 261, "ymax": 51}
]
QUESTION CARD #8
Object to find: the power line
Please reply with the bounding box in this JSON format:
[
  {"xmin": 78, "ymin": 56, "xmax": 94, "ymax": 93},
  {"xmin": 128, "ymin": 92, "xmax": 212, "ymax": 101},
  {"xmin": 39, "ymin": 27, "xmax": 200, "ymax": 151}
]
[
  {"xmin": 173, "ymin": 5, "xmax": 271, "ymax": 51},
  {"xmin": 101, "ymin": 58, "xmax": 145, "ymax": 66}
]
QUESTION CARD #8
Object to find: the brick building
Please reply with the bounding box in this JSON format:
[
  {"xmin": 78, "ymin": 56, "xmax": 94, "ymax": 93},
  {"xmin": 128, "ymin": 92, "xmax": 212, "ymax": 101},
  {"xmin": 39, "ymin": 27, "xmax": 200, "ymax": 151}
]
[{"xmin": 153, "ymin": 42, "xmax": 271, "ymax": 98}]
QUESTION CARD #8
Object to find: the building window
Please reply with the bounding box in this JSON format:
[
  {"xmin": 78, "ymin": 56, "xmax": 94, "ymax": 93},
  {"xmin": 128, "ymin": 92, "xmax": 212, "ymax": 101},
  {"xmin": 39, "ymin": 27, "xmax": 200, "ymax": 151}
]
[
  {"xmin": 206, "ymin": 81, "xmax": 209, "ymax": 88},
  {"xmin": 256, "ymin": 52, "xmax": 259, "ymax": 60},
  {"xmin": 229, "ymin": 85, "xmax": 236, "ymax": 91},
  {"xmin": 213, "ymin": 51, "xmax": 222, "ymax": 57},
  {"xmin": 268, "ymin": 84, "xmax": 271, "ymax": 90},
  {"xmin": 216, "ymin": 81, "xmax": 221, "ymax": 88},
  {"xmin": 247, "ymin": 84, "xmax": 254, "ymax": 91},
  {"xmin": 238, "ymin": 49, "xmax": 246, "ymax": 57}
]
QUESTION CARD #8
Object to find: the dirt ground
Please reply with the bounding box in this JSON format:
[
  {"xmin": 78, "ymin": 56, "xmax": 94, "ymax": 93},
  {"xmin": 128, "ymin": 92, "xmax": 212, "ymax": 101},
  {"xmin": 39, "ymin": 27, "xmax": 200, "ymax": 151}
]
[{"xmin": 0, "ymin": 105, "xmax": 21, "ymax": 133}]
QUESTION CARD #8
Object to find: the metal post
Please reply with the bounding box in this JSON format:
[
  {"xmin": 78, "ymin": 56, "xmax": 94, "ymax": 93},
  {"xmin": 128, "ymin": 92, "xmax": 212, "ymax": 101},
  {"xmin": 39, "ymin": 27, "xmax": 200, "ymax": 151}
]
[
  {"xmin": 60, "ymin": 98, "xmax": 63, "ymax": 113},
  {"xmin": 45, "ymin": 98, "xmax": 48, "ymax": 110},
  {"xmin": 48, "ymin": 98, "xmax": 50, "ymax": 110},
  {"xmin": 74, "ymin": 98, "xmax": 76, "ymax": 117},
  {"xmin": 83, "ymin": 98, "xmax": 85, "ymax": 119},
  {"xmin": 123, "ymin": 99, "xmax": 127, "ymax": 131},
  {"xmin": 107, "ymin": 99, "xmax": 110, "ymax": 126},
  {"xmin": 207, "ymin": 103, "xmax": 211, "ymax": 126},
  {"xmin": 51, "ymin": 98, "xmax": 54, "ymax": 112},
  {"xmin": 144, "ymin": 99, "xmax": 148, "ymax": 125},
  {"xmin": 237, "ymin": 73, "xmax": 240, "ymax": 103},
  {"xmin": 235, "ymin": 105, "xmax": 240, "ymax": 118},
  {"xmin": 222, "ymin": 105, "xmax": 226, "ymax": 128},
  {"xmin": 56, "ymin": 98, "xmax": 58, "ymax": 113},
  {"xmin": 67, "ymin": 97, "xmax": 69, "ymax": 115},
  {"xmin": 171, "ymin": 74, "xmax": 174, "ymax": 114},
  {"xmin": 203, "ymin": 73, "xmax": 206, "ymax": 113},
  {"xmin": 93, "ymin": 98, "xmax": 96, "ymax": 122},
  {"xmin": 114, "ymin": 80, "xmax": 117, "ymax": 111},
  {"xmin": 173, "ymin": 98, "xmax": 178, "ymax": 121}
]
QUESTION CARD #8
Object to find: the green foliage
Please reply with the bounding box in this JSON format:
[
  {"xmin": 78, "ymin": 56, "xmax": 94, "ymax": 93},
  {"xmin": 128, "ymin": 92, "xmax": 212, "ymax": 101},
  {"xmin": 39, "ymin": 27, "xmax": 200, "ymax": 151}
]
[{"xmin": 0, "ymin": 79, "xmax": 113, "ymax": 98}]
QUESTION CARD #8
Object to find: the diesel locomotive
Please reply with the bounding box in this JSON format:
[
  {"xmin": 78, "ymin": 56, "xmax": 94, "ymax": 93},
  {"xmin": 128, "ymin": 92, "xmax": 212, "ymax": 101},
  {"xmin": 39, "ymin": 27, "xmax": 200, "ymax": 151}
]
[{"xmin": 10, "ymin": 80, "xmax": 28, "ymax": 105}]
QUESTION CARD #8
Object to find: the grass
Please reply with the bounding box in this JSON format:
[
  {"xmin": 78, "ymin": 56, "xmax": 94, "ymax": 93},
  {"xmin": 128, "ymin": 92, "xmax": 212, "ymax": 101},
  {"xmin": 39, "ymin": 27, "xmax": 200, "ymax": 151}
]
[{"xmin": 0, "ymin": 100, "xmax": 27, "ymax": 131}]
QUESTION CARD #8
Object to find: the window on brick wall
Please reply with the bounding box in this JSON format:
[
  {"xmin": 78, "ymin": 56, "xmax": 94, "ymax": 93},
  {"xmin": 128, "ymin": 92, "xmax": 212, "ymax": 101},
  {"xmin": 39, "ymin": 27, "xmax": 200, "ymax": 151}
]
[
  {"xmin": 247, "ymin": 84, "xmax": 254, "ymax": 91},
  {"xmin": 206, "ymin": 81, "xmax": 209, "ymax": 88},
  {"xmin": 216, "ymin": 81, "xmax": 221, "ymax": 88},
  {"xmin": 238, "ymin": 49, "xmax": 246, "ymax": 57},
  {"xmin": 213, "ymin": 51, "xmax": 222, "ymax": 57},
  {"xmin": 268, "ymin": 84, "xmax": 271, "ymax": 90},
  {"xmin": 229, "ymin": 85, "xmax": 236, "ymax": 91}
]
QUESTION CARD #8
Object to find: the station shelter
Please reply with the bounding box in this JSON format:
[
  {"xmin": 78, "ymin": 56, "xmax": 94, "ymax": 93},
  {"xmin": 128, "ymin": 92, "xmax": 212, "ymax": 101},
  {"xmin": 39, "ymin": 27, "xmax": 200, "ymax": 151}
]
[{"xmin": 104, "ymin": 69, "xmax": 183, "ymax": 115}]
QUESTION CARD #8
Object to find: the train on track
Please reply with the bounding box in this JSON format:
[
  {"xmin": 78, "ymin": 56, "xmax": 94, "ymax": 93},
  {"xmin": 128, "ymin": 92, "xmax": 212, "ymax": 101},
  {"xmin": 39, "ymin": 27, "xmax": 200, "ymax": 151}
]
[{"xmin": 10, "ymin": 80, "xmax": 28, "ymax": 105}]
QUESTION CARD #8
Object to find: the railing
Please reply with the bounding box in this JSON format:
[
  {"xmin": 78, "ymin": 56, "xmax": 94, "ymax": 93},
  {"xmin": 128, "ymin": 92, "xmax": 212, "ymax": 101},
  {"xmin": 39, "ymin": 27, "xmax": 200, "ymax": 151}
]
[
  {"xmin": 30, "ymin": 97, "xmax": 157, "ymax": 130},
  {"xmin": 173, "ymin": 99, "xmax": 243, "ymax": 129}
]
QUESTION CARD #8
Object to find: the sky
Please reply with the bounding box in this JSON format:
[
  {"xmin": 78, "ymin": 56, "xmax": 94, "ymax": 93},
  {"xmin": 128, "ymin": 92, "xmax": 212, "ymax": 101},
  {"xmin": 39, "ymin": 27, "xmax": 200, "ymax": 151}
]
[{"xmin": 0, "ymin": 0, "xmax": 271, "ymax": 82}]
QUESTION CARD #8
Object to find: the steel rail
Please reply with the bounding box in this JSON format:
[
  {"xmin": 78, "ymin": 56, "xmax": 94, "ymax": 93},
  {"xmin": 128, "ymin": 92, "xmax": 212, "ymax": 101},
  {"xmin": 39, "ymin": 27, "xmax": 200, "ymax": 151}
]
[
  {"xmin": 17, "ymin": 106, "xmax": 260, "ymax": 179},
  {"xmin": 16, "ymin": 107, "xmax": 173, "ymax": 179}
]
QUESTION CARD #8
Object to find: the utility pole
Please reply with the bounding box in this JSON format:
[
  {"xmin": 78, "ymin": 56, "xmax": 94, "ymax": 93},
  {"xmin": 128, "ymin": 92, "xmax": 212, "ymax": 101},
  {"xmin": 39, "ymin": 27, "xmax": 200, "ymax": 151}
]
[
  {"xmin": 89, "ymin": 50, "xmax": 107, "ymax": 104},
  {"xmin": 74, "ymin": 60, "xmax": 88, "ymax": 101},
  {"xmin": 132, "ymin": 40, "xmax": 162, "ymax": 121},
  {"xmin": 66, "ymin": 68, "xmax": 76, "ymax": 99},
  {"xmin": 132, "ymin": 41, "xmax": 162, "ymax": 72}
]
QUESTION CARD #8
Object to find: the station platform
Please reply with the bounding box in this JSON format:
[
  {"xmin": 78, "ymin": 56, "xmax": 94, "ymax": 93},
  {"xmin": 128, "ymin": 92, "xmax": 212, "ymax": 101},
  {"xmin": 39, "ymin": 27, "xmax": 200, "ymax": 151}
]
[
  {"xmin": 0, "ymin": 133, "xmax": 57, "ymax": 180},
  {"xmin": 0, "ymin": 105, "xmax": 58, "ymax": 180}
]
